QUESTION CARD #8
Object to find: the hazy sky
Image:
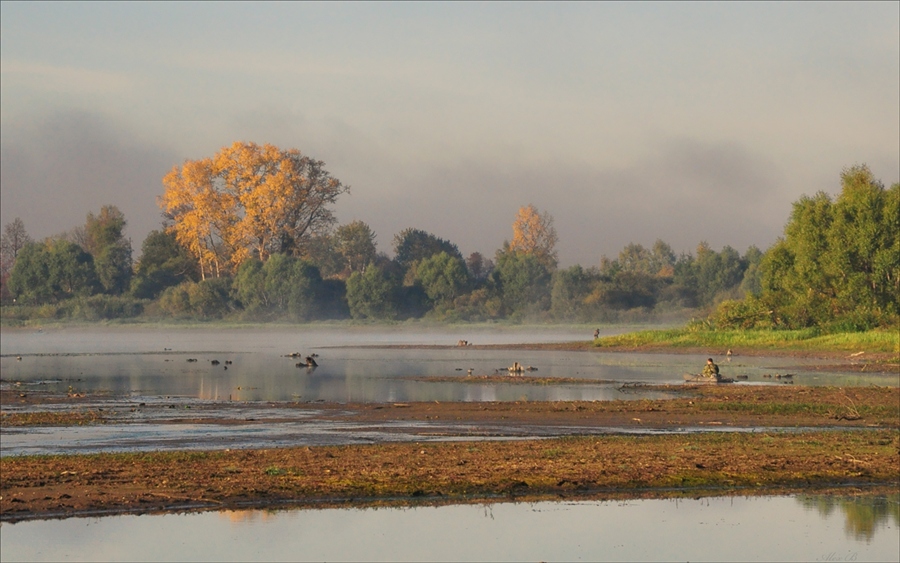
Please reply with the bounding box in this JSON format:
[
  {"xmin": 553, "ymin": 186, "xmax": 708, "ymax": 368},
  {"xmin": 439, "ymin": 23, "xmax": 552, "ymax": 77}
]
[{"xmin": 2, "ymin": 2, "xmax": 898, "ymax": 267}]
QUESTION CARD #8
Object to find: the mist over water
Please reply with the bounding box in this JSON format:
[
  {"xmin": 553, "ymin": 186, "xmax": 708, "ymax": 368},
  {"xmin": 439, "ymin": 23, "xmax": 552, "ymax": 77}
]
[
  {"xmin": 0, "ymin": 326, "xmax": 893, "ymax": 404},
  {"xmin": 0, "ymin": 324, "xmax": 601, "ymax": 355}
]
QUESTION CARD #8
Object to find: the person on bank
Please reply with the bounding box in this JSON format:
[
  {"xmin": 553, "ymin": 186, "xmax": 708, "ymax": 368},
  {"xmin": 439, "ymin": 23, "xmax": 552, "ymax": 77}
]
[{"xmin": 702, "ymin": 358, "xmax": 721, "ymax": 381}]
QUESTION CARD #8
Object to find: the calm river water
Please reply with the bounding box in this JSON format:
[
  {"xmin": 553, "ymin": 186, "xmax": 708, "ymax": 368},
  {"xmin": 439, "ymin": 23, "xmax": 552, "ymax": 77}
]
[
  {"xmin": 1, "ymin": 325, "xmax": 892, "ymax": 404},
  {"xmin": 1, "ymin": 494, "xmax": 897, "ymax": 562},
  {"xmin": 1, "ymin": 325, "xmax": 897, "ymax": 562}
]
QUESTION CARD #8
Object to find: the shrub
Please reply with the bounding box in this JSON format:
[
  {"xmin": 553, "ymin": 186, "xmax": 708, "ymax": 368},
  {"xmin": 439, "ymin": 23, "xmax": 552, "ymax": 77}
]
[{"xmin": 712, "ymin": 297, "xmax": 775, "ymax": 330}]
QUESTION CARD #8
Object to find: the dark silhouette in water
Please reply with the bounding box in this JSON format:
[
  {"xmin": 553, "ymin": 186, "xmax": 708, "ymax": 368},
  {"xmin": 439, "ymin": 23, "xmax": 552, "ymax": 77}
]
[{"xmin": 296, "ymin": 356, "xmax": 318, "ymax": 369}]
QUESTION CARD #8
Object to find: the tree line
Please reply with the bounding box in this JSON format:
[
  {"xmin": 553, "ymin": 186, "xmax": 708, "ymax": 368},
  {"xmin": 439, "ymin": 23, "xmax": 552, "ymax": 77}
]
[{"xmin": 1, "ymin": 142, "xmax": 896, "ymax": 331}]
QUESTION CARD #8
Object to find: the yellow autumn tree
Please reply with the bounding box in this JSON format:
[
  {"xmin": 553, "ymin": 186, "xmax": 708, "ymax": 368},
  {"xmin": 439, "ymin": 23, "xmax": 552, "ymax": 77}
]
[
  {"xmin": 160, "ymin": 142, "xmax": 349, "ymax": 278},
  {"xmin": 159, "ymin": 157, "xmax": 240, "ymax": 279},
  {"xmin": 509, "ymin": 204, "xmax": 559, "ymax": 269}
]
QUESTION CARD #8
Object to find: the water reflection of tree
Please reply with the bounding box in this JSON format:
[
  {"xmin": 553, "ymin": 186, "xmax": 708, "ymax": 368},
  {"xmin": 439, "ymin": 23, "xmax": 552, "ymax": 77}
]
[{"xmin": 798, "ymin": 494, "xmax": 900, "ymax": 542}]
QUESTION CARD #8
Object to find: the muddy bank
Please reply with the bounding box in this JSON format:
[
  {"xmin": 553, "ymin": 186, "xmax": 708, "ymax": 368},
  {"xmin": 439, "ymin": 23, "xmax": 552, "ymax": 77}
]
[
  {"xmin": 2, "ymin": 430, "xmax": 898, "ymax": 522},
  {"xmin": 2, "ymin": 386, "xmax": 899, "ymax": 521}
]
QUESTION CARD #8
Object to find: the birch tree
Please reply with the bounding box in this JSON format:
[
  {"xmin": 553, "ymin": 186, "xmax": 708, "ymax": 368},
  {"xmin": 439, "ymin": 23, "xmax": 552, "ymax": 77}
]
[
  {"xmin": 509, "ymin": 204, "xmax": 558, "ymax": 269},
  {"xmin": 160, "ymin": 142, "xmax": 349, "ymax": 277}
]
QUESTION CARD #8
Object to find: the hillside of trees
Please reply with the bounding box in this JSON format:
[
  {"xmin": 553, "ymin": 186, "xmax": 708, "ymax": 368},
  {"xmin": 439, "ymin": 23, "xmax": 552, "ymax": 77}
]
[{"xmin": 1, "ymin": 143, "xmax": 897, "ymax": 331}]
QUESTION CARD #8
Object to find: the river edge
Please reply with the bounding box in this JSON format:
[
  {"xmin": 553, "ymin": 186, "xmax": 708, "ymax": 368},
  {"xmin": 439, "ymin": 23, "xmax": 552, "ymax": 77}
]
[
  {"xmin": 2, "ymin": 386, "xmax": 898, "ymax": 522},
  {"xmin": 1, "ymin": 431, "xmax": 897, "ymax": 524},
  {"xmin": 322, "ymin": 341, "xmax": 900, "ymax": 374}
]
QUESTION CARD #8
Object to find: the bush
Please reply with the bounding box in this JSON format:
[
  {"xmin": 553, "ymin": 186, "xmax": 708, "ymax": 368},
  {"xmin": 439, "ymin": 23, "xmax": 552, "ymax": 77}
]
[
  {"xmin": 68, "ymin": 295, "xmax": 146, "ymax": 320},
  {"xmin": 712, "ymin": 297, "xmax": 775, "ymax": 330},
  {"xmin": 158, "ymin": 278, "xmax": 233, "ymax": 319}
]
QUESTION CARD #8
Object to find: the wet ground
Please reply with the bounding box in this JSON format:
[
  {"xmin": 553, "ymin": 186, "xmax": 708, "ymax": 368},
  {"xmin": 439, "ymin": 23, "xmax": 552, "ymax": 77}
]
[
  {"xmin": 2, "ymin": 326, "xmax": 898, "ymax": 524},
  {"xmin": 2, "ymin": 384, "xmax": 897, "ymax": 457}
]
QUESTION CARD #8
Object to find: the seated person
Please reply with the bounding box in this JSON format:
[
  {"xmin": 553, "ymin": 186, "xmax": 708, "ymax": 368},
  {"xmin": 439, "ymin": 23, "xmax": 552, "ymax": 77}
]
[{"xmin": 702, "ymin": 358, "xmax": 720, "ymax": 380}]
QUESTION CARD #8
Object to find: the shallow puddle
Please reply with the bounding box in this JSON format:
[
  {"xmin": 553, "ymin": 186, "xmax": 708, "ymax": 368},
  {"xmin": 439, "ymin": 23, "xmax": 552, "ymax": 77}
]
[{"xmin": 1, "ymin": 494, "xmax": 896, "ymax": 562}]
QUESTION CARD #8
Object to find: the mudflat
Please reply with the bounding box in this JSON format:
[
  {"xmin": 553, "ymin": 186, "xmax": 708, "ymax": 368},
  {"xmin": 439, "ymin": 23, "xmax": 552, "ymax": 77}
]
[{"xmin": 2, "ymin": 384, "xmax": 898, "ymax": 522}]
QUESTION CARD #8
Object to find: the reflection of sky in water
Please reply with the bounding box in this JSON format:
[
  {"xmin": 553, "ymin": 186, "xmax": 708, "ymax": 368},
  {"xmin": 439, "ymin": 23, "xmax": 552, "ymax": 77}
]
[
  {"xmin": 1, "ymin": 495, "xmax": 897, "ymax": 562},
  {"xmin": 1, "ymin": 327, "xmax": 894, "ymax": 403}
]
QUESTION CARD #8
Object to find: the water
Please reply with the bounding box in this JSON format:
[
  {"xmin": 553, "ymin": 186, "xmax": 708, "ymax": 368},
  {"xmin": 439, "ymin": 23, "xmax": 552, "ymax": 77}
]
[
  {"xmin": 1, "ymin": 326, "xmax": 891, "ymax": 404},
  {"xmin": 2, "ymin": 327, "xmax": 897, "ymax": 561},
  {"xmin": 1, "ymin": 494, "xmax": 897, "ymax": 562},
  {"xmin": 1, "ymin": 325, "xmax": 895, "ymax": 457}
]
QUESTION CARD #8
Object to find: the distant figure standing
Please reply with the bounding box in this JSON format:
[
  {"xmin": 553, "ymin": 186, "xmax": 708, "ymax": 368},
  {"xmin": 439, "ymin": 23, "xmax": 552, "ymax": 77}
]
[
  {"xmin": 593, "ymin": 328, "xmax": 600, "ymax": 340},
  {"xmin": 702, "ymin": 358, "xmax": 720, "ymax": 381}
]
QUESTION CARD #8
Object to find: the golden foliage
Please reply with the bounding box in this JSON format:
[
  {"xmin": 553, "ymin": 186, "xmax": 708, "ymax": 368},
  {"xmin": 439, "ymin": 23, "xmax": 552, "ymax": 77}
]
[
  {"xmin": 159, "ymin": 142, "xmax": 348, "ymax": 278},
  {"xmin": 509, "ymin": 204, "xmax": 558, "ymax": 268}
]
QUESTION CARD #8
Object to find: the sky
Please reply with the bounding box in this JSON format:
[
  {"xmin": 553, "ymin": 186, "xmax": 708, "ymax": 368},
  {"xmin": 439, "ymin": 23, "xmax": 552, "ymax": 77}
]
[{"xmin": 1, "ymin": 2, "xmax": 898, "ymax": 267}]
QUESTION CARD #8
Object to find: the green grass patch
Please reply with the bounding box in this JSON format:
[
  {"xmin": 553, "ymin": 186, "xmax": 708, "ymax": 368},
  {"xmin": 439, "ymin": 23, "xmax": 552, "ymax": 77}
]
[{"xmin": 594, "ymin": 327, "xmax": 899, "ymax": 354}]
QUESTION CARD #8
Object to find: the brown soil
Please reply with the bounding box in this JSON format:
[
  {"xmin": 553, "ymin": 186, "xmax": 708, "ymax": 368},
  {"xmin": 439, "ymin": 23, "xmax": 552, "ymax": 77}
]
[{"xmin": 2, "ymin": 385, "xmax": 898, "ymax": 521}]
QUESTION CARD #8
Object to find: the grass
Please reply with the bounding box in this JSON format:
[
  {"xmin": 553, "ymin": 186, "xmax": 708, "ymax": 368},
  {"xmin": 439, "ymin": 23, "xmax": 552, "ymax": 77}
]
[{"xmin": 594, "ymin": 327, "xmax": 900, "ymax": 354}]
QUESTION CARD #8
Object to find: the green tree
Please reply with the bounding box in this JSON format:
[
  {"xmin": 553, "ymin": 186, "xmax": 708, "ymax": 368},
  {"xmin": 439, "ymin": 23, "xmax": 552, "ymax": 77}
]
[
  {"xmin": 232, "ymin": 257, "xmax": 266, "ymax": 311},
  {"xmin": 82, "ymin": 206, "xmax": 133, "ymax": 295},
  {"xmin": 1, "ymin": 218, "xmax": 33, "ymax": 302},
  {"xmin": 393, "ymin": 228, "xmax": 462, "ymax": 270},
  {"xmin": 617, "ymin": 243, "xmax": 653, "ymax": 275},
  {"xmin": 763, "ymin": 191, "xmax": 835, "ymax": 325},
  {"xmin": 6, "ymin": 243, "xmax": 51, "ymax": 303},
  {"xmin": 688, "ymin": 242, "xmax": 746, "ymax": 306},
  {"xmin": 1, "ymin": 218, "xmax": 32, "ymax": 274},
  {"xmin": 414, "ymin": 251, "xmax": 470, "ymax": 304},
  {"xmin": 346, "ymin": 265, "xmax": 401, "ymax": 320},
  {"xmin": 8, "ymin": 240, "xmax": 98, "ymax": 303},
  {"xmin": 591, "ymin": 271, "xmax": 658, "ymax": 310},
  {"xmin": 261, "ymin": 254, "xmax": 324, "ymax": 320},
  {"xmin": 601, "ymin": 239, "xmax": 676, "ymax": 279},
  {"xmin": 740, "ymin": 245, "xmax": 764, "ymax": 297},
  {"xmin": 131, "ymin": 230, "xmax": 200, "ymax": 299},
  {"xmin": 650, "ymin": 239, "xmax": 677, "ymax": 277},
  {"xmin": 465, "ymin": 252, "xmax": 493, "ymax": 283},
  {"xmin": 551, "ymin": 264, "xmax": 601, "ymax": 320},
  {"xmin": 334, "ymin": 220, "xmax": 377, "ymax": 276},
  {"xmin": 231, "ymin": 254, "xmax": 340, "ymax": 320},
  {"xmin": 158, "ymin": 278, "xmax": 232, "ymax": 319},
  {"xmin": 652, "ymin": 252, "xmax": 698, "ymax": 308},
  {"xmin": 493, "ymin": 248, "xmax": 553, "ymax": 316},
  {"xmin": 826, "ymin": 167, "xmax": 899, "ymax": 322},
  {"xmin": 302, "ymin": 233, "xmax": 344, "ymax": 279},
  {"xmin": 757, "ymin": 165, "xmax": 898, "ymax": 329}
]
